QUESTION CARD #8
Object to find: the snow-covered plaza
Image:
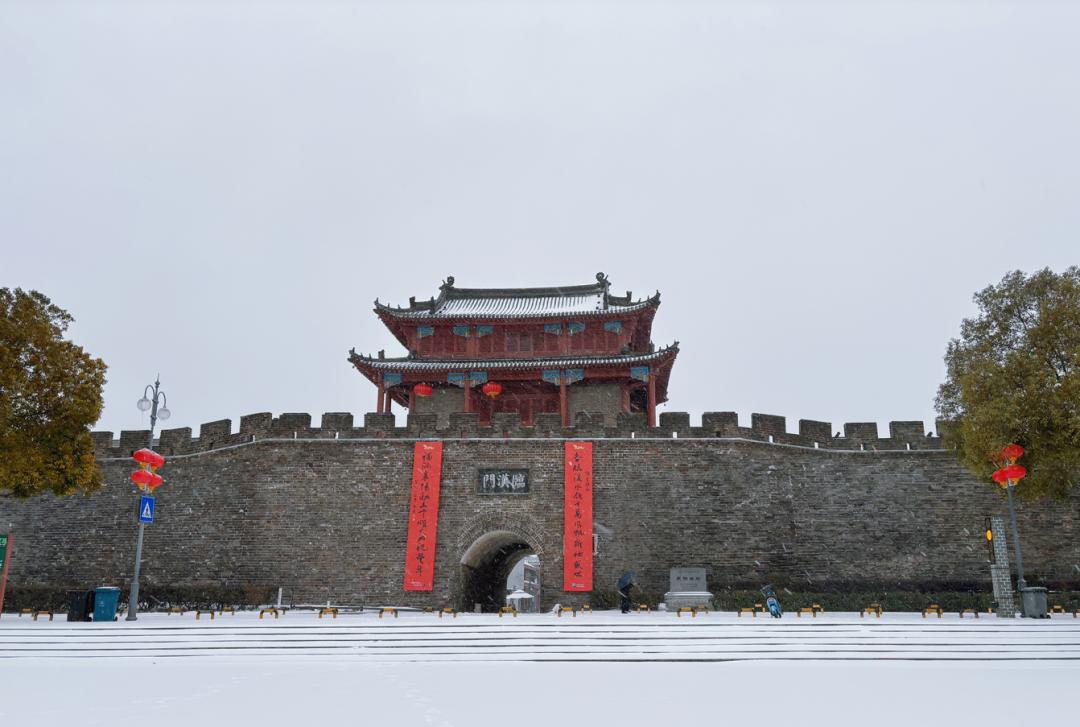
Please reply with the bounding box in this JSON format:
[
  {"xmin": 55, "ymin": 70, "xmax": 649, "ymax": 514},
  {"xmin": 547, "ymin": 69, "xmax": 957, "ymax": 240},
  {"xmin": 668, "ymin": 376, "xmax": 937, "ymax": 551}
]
[{"xmin": 2, "ymin": 610, "xmax": 1076, "ymax": 726}]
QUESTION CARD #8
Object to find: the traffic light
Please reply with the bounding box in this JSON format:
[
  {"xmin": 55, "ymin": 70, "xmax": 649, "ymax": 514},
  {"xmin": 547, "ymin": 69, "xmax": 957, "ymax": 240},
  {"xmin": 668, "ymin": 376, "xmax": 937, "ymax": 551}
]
[{"xmin": 984, "ymin": 517, "xmax": 995, "ymax": 563}]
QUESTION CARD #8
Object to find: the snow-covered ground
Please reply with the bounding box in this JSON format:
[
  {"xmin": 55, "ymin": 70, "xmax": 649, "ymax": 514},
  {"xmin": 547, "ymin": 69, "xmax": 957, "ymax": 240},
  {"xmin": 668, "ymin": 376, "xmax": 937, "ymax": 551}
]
[{"xmin": 2, "ymin": 610, "xmax": 1076, "ymax": 726}]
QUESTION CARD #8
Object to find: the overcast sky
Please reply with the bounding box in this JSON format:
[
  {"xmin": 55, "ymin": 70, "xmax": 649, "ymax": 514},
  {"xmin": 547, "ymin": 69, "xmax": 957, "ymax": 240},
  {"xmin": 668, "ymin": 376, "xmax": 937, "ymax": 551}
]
[{"xmin": 2, "ymin": 1, "xmax": 1077, "ymax": 438}]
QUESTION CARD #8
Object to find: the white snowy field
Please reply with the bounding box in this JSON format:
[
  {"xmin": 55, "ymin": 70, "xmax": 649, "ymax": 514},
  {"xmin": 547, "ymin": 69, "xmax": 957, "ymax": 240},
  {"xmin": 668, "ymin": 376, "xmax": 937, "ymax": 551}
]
[{"xmin": 2, "ymin": 610, "xmax": 1077, "ymax": 726}]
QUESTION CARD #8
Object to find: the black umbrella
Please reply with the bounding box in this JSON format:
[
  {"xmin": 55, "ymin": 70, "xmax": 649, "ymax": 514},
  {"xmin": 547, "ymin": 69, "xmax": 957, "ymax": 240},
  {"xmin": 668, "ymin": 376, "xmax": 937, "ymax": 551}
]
[{"xmin": 617, "ymin": 571, "xmax": 635, "ymax": 590}]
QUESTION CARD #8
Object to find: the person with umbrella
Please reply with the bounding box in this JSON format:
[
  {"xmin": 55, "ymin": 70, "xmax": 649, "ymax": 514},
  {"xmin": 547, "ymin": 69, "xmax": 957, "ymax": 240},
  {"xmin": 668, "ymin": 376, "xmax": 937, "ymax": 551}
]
[{"xmin": 617, "ymin": 571, "xmax": 635, "ymax": 613}]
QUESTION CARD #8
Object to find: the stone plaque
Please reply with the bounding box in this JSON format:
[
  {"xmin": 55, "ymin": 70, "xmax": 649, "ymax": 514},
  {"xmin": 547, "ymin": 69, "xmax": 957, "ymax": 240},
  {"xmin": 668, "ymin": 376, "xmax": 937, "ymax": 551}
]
[
  {"xmin": 478, "ymin": 469, "xmax": 529, "ymax": 495},
  {"xmin": 669, "ymin": 567, "xmax": 706, "ymax": 593}
]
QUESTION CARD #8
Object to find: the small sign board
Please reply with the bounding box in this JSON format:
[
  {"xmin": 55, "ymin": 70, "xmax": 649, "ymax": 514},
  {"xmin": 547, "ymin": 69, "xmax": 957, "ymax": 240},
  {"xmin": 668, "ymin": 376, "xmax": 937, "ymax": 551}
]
[
  {"xmin": 669, "ymin": 567, "xmax": 707, "ymax": 592},
  {"xmin": 478, "ymin": 469, "xmax": 529, "ymax": 494},
  {"xmin": 0, "ymin": 533, "xmax": 12, "ymax": 618},
  {"xmin": 139, "ymin": 495, "xmax": 155, "ymax": 524}
]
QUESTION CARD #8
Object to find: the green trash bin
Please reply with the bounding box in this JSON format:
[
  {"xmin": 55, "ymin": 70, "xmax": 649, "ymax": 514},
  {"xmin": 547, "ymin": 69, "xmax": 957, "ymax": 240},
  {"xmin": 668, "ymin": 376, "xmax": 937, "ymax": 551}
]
[{"xmin": 92, "ymin": 587, "xmax": 121, "ymax": 622}]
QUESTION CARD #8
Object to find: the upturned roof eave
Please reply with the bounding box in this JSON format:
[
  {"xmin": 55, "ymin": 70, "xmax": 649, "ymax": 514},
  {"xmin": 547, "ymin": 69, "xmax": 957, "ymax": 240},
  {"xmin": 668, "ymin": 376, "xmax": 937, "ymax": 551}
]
[
  {"xmin": 347, "ymin": 343, "xmax": 679, "ymax": 371},
  {"xmin": 350, "ymin": 345, "xmax": 679, "ymax": 405},
  {"xmin": 372, "ymin": 295, "xmax": 660, "ymax": 320}
]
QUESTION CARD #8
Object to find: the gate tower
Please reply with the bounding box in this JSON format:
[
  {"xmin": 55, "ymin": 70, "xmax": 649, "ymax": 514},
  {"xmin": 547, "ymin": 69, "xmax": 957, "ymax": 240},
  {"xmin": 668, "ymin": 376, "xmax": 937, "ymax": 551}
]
[{"xmin": 349, "ymin": 272, "xmax": 679, "ymax": 427}]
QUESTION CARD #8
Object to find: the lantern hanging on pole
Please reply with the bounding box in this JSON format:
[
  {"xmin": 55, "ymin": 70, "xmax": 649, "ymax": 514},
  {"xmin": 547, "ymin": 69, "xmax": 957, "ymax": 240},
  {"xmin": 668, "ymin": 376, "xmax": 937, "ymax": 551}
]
[
  {"xmin": 414, "ymin": 383, "xmax": 433, "ymax": 397},
  {"xmin": 1000, "ymin": 443, "xmax": 1025, "ymax": 463},
  {"xmin": 1002, "ymin": 464, "xmax": 1027, "ymax": 482},
  {"xmin": 131, "ymin": 469, "xmax": 155, "ymax": 490},
  {"xmin": 482, "ymin": 382, "xmax": 502, "ymax": 399},
  {"xmin": 991, "ymin": 465, "xmax": 1027, "ymax": 487},
  {"xmin": 132, "ymin": 448, "xmax": 165, "ymax": 471}
]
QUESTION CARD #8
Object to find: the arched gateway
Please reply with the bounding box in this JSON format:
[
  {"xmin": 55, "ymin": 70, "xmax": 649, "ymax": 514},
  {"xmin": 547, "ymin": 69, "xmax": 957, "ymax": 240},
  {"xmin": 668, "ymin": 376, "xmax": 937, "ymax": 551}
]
[
  {"xmin": 454, "ymin": 512, "xmax": 551, "ymax": 612},
  {"xmin": 459, "ymin": 531, "xmax": 537, "ymax": 612}
]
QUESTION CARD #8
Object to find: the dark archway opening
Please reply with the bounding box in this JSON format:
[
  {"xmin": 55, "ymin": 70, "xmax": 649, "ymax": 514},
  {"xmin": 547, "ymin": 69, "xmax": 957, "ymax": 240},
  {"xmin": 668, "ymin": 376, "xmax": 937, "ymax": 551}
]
[{"xmin": 459, "ymin": 531, "xmax": 537, "ymax": 613}]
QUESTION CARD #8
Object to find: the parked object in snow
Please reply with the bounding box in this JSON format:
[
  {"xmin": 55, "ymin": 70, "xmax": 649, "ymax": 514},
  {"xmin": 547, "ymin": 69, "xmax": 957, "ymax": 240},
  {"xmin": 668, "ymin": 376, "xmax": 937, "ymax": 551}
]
[{"xmin": 761, "ymin": 585, "xmax": 783, "ymax": 618}]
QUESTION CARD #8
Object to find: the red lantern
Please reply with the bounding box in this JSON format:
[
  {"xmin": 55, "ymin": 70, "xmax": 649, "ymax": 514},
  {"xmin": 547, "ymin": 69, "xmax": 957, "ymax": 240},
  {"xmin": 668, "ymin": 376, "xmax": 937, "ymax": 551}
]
[
  {"xmin": 992, "ymin": 465, "xmax": 1027, "ymax": 487},
  {"xmin": 414, "ymin": 384, "xmax": 433, "ymax": 397},
  {"xmin": 1002, "ymin": 464, "xmax": 1027, "ymax": 482},
  {"xmin": 131, "ymin": 469, "xmax": 154, "ymax": 490},
  {"xmin": 482, "ymin": 382, "xmax": 502, "ymax": 398},
  {"xmin": 147, "ymin": 472, "xmax": 164, "ymax": 491},
  {"xmin": 132, "ymin": 448, "xmax": 165, "ymax": 471},
  {"xmin": 1000, "ymin": 443, "xmax": 1025, "ymax": 463}
]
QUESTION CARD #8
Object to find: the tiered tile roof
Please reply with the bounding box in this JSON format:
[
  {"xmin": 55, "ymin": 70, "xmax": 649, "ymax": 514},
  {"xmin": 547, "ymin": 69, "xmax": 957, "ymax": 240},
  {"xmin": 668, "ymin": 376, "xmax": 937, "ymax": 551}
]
[{"xmin": 374, "ymin": 272, "xmax": 659, "ymax": 319}]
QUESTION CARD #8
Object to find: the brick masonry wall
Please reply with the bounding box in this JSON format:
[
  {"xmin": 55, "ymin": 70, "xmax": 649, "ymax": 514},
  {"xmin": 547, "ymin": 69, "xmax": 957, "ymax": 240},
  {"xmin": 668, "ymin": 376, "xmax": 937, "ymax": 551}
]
[{"xmin": 2, "ymin": 412, "xmax": 1077, "ymax": 610}]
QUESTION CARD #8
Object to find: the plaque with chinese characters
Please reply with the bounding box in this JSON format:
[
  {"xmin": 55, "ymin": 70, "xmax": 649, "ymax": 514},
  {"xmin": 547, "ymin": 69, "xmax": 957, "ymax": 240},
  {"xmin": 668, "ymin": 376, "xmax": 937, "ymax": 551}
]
[{"xmin": 478, "ymin": 469, "xmax": 529, "ymax": 494}]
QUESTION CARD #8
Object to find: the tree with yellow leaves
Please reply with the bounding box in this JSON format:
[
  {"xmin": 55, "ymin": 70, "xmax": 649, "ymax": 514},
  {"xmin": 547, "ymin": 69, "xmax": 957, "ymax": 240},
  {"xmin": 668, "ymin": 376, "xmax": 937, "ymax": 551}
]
[
  {"xmin": 0, "ymin": 289, "xmax": 107, "ymax": 497},
  {"xmin": 936, "ymin": 268, "xmax": 1080, "ymax": 500}
]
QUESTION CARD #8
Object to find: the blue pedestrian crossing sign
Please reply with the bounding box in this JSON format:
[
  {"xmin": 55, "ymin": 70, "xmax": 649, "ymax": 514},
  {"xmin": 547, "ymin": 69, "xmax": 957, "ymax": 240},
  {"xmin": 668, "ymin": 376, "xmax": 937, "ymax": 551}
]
[{"xmin": 139, "ymin": 495, "xmax": 155, "ymax": 524}]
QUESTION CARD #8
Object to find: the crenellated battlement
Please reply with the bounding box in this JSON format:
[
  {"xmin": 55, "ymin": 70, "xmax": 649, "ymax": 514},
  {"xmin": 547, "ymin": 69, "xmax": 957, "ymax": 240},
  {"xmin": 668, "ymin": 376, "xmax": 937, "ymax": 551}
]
[{"xmin": 92, "ymin": 410, "xmax": 945, "ymax": 459}]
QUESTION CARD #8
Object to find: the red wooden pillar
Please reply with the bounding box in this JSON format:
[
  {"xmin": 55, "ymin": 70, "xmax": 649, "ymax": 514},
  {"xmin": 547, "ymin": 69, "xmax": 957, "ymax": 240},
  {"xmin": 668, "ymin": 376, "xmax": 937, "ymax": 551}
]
[
  {"xmin": 385, "ymin": 389, "xmax": 393, "ymax": 414},
  {"xmin": 376, "ymin": 376, "xmax": 385, "ymax": 414},
  {"xmin": 463, "ymin": 384, "xmax": 471, "ymax": 413},
  {"xmin": 646, "ymin": 374, "xmax": 657, "ymax": 427},
  {"xmin": 408, "ymin": 387, "xmax": 416, "ymax": 412},
  {"xmin": 621, "ymin": 384, "xmax": 631, "ymax": 413},
  {"xmin": 559, "ymin": 377, "xmax": 568, "ymax": 427}
]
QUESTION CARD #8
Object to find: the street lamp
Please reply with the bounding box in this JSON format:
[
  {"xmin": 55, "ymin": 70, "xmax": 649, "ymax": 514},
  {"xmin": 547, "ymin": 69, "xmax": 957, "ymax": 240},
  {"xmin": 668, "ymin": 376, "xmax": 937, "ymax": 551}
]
[{"xmin": 126, "ymin": 375, "xmax": 170, "ymax": 621}]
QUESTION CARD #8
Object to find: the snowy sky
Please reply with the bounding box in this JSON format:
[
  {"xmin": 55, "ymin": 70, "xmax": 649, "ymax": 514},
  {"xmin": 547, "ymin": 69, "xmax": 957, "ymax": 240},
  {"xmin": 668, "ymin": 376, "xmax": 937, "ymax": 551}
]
[{"xmin": 2, "ymin": 1, "xmax": 1077, "ymax": 437}]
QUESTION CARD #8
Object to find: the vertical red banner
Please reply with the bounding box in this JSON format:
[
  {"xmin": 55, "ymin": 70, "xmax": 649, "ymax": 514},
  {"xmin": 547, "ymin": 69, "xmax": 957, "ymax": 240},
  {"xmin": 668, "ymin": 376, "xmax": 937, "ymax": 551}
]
[
  {"xmin": 563, "ymin": 441, "xmax": 593, "ymax": 592},
  {"xmin": 404, "ymin": 441, "xmax": 443, "ymax": 591}
]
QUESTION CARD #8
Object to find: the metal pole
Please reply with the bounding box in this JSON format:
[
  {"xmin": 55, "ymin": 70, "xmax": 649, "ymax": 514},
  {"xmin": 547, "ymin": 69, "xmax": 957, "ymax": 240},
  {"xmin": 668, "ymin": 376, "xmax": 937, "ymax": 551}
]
[
  {"xmin": 126, "ymin": 522, "xmax": 146, "ymax": 621},
  {"xmin": 1005, "ymin": 482, "xmax": 1027, "ymax": 593},
  {"xmin": 126, "ymin": 376, "xmax": 160, "ymax": 621}
]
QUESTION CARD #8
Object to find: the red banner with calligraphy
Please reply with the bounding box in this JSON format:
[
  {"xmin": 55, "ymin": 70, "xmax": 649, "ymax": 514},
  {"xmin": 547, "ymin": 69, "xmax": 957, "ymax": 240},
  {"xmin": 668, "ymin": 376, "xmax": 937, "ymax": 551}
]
[
  {"xmin": 563, "ymin": 441, "xmax": 593, "ymax": 591},
  {"xmin": 404, "ymin": 441, "xmax": 443, "ymax": 591}
]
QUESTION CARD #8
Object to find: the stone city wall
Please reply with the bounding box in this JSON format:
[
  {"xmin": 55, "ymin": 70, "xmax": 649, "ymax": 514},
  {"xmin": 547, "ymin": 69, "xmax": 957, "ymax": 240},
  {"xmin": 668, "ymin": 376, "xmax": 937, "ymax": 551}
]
[
  {"xmin": 88, "ymin": 409, "xmax": 943, "ymax": 457},
  {"xmin": 1, "ymin": 411, "xmax": 1076, "ymax": 610}
]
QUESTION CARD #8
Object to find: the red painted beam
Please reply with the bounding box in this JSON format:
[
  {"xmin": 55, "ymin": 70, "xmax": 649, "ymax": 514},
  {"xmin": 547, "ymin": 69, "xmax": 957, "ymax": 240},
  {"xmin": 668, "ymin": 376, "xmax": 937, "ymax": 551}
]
[{"xmin": 560, "ymin": 378, "xmax": 568, "ymax": 427}]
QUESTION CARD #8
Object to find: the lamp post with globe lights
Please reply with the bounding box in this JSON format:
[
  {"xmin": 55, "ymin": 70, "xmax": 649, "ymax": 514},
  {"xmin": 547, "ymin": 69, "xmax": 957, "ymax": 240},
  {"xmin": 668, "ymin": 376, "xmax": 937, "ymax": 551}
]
[
  {"xmin": 137, "ymin": 377, "xmax": 171, "ymax": 436},
  {"xmin": 126, "ymin": 376, "xmax": 171, "ymax": 621}
]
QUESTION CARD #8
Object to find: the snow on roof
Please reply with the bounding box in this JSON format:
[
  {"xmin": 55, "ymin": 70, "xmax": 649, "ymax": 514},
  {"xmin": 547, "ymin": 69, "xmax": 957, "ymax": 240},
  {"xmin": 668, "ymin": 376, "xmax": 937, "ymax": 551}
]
[
  {"xmin": 375, "ymin": 273, "xmax": 659, "ymax": 319},
  {"xmin": 437, "ymin": 292, "xmax": 604, "ymax": 317}
]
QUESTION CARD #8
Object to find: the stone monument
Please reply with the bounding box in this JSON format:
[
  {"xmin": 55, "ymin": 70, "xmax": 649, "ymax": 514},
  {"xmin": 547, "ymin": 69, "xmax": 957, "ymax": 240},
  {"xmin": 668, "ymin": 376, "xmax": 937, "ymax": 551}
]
[{"xmin": 663, "ymin": 567, "xmax": 714, "ymax": 610}]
